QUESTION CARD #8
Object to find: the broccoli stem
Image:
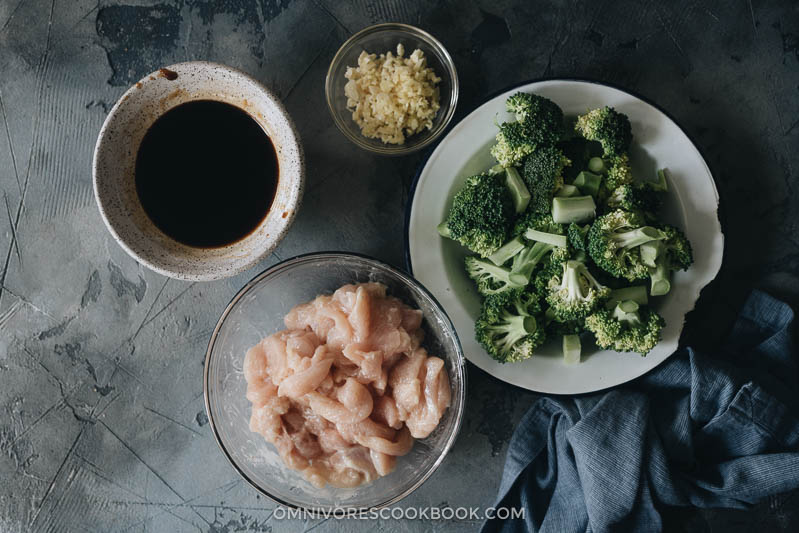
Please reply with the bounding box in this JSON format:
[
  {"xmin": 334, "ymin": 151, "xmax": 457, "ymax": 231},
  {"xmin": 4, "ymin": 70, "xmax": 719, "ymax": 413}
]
[
  {"xmin": 524, "ymin": 229, "xmax": 568, "ymax": 248},
  {"xmin": 650, "ymin": 259, "xmax": 671, "ymax": 296},
  {"xmin": 556, "ymin": 184, "xmax": 580, "ymax": 197},
  {"xmin": 521, "ymin": 316, "xmax": 538, "ymax": 334},
  {"xmin": 588, "ymin": 157, "xmax": 607, "ymax": 174},
  {"xmin": 437, "ymin": 221, "xmax": 452, "ymax": 238},
  {"xmin": 509, "ymin": 242, "xmax": 552, "ymax": 285},
  {"xmin": 563, "ymin": 334, "xmax": 581, "ymax": 364},
  {"xmin": 611, "ymin": 226, "xmax": 664, "ymax": 250},
  {"xmin": 573, "ymin": 171, "xmax": 602, "ymax": 197},
  {"xmin": 505, "ymin": 167, "xmax": 531, "ymax": 214},
  {"xmin": 655, "ymin": 169, "xmax": 669, "ymax": 192},
  {"xmin": 606, "ymin": 286, "xmax": 648, "ymax": 309},
  {"xmin": 613, "ymin": 300, "xmax": 642, "ymax": 325},
  {"xmin": 488, "ymin": 236, "xmax": 525, "ymax": 266},
  {"xmin": 552, "ymin": 195, "xmax": 596, "ymax": 224},
  {"xmin": 488, "ymin": 163, "xmax": 505, "ymax": 176},
  {"xmin": 639, "ymin": 241, "xmax": 661, "ymax": 268}
]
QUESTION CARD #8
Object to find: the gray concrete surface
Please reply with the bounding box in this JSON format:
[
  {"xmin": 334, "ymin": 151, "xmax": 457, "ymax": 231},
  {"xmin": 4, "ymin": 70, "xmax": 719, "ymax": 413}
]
[{"xmin": 1, "ymin": 0, "xmax": 798, "ymax": 531}]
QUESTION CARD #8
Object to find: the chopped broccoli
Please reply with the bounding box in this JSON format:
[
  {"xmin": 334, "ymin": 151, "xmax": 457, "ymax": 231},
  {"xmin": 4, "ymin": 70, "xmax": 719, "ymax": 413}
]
[
  {"xmin": 585, "ymin": 301, "xmax": 665, "ymax": 355},
  {"xmin": 605, "ymin": 285, "xmax": 649, "ymax": 309},
  {"xmin": 557, "ymin": 184, "xmax": 580, "ymax": 197},
  {"xmin": 465, "ymin": 256, "xmax": 525, "ymax": 296},
  {"xmin": 509, "ymin": 242, "xmax": 556, "ymax": 285},
  {"xmin": 573, "ymin": 171, "xmax": 602, "ymax": 197},
  {"xmin": 567, "ymin": 223, "xmax": 590, "ymax": 251},
  {"xmin": 524, "ymin": 229, "xmax": 568, "ymax": 248},
  {"xmin": 490, "ymin": 121, "xmax": 537, "ymax": 168},
  {"xmin": 563, "ymin": 334, "xmax": 582, "ymax": 364},
  {"xmin": 658, "ymin": 224, "xmax": 694, "ymax": 271},
  {"xmin": 475, "ymin": 289, "xmax": 546, "ymax": 363},
  {"xmin": 440, "ymin": 173, "xmax": 514, "ymax": 257},
  {"xmin": 508, "ymin": 228, "xmax": 569, "ymax": 285},
  {"xmin": 606, "ymin": 179, "xmax": 665, "ymax": 214},
  {"xmin": 491, "ymin": 94, "xmax": 565, "ymax": 168},
  {"xmin": 504, "ymin": 167, "xmax": 531, "ymax": 213},
  {"xmin": 639, "ymin": 241, "xmax": 662, "ymax": 268},
  {"xmin": 512, "ymin": 212, "xmax": 564, "ymax": 238},
  {"xmin": 574, "ymin": 106, "xmax": 633, "ymax": 157},
  {"xmin": 588, "ymin": 156, "xmax": 607, "ymax": 174},
  {"xmin": 505, "ymin": 93, "xmax": 564, "ymax": 127},
  {"xmin": 488, "ymin": 236, "xmax": 526, "ymax": 266},
  {"xmin": 603, "ymin": 153, "xmax": 634, "ymax": 191},
  {"xmin": 552, "ymin": 195, "xmax": 597, "ymax": 224},
  {"xmin": 522, "ymin": 146, "xmax": 571, "ymax": 214},
  {"xmin": 587, "ymin": 209, "xmax": 666, "ymax": 281},
  {"xmin": 649, "ymin": 224, "xmax": 694, "ymax": 296},
  {"xmin": 546, "ymin": 259, "xmax": 611, "ymax": 322},
  {"xmin": 533, "ymin": 247, "xmax": 571, "ymax": 297}
]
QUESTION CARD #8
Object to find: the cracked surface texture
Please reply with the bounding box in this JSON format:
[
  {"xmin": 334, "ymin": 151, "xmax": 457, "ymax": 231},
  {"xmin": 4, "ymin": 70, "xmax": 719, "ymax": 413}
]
[{"xmin": 0, "ymin": 0, "xmax": 798, "ymax": 531}]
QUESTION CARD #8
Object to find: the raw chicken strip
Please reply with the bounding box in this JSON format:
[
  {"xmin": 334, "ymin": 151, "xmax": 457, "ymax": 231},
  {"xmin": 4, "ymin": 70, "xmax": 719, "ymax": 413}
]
[
  {"xmin": 405, "ymin": 357, "xmax": 451, "ymax": 438},
  {"xmin": 388, "ymin": 348, "xmax": 428, "ymax": 419},
  {"xmin": 243, "ymin": 282, "xmax": 451, "ymax": 488}
]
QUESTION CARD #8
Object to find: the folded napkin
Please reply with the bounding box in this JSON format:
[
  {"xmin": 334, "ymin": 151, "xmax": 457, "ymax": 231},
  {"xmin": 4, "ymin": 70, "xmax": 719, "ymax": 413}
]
[{"xmin": 482, "ymin": 290, "xmax": 799, "ymax": 533}]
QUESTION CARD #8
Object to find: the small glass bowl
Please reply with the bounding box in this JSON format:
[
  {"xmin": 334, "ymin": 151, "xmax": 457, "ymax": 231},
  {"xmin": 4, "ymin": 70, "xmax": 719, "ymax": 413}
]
[
  {"xmin": 325, "ymin": 23, "xmax": 459, "ymax": 155},
  {"xmin": 204, "ymin": 252, "xmax": 467, "ymax": 512}
]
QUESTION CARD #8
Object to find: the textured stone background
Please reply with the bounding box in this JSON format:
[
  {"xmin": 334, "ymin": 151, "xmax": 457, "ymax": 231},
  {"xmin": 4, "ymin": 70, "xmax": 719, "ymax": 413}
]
[{"xmin": 1, "ymin": 0, "xmax": 798, "ymax": 531}]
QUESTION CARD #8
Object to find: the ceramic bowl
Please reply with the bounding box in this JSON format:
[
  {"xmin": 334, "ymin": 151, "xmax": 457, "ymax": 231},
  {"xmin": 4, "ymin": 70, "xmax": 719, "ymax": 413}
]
[{"xmin": 92, "ymin": 61, "xmax": 304, "ymax": 281}]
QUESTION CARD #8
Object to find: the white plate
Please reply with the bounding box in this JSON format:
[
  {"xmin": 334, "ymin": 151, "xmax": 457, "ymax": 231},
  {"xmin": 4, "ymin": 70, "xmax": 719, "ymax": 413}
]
[{"xmin": 406, "ymin": 79, "xmax": 723, "ymax": 394}]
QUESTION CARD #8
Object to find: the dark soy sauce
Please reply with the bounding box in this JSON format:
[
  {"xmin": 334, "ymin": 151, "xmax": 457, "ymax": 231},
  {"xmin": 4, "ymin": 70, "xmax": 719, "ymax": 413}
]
[{"xmin": 135, "ymin": 100, "xmax": 278, "ymax": 248}]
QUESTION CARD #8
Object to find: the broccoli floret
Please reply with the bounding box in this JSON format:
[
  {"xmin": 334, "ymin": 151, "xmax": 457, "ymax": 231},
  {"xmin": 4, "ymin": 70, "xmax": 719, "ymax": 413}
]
[
  {"xmin": 465, "ymin": 256, "xmax": 525, "ymax": 296},
  {"xmin": 532, "ymin": 247, "xmax": 571, "ymax": 297},
  {"xmin": 546, "ymin": 260, "xmax": 611, "ymax": 322},
  {"xmin": 603, "ymin": 153, "xmax": 634, "ymax": 191},
  {"xmin": 585, "ymin": 301, "xmax": 665, "ymax": 355},
  {"xmin": 649, "ymin": 224, "xmax": 694, "ymax": 296},
  {"xmin": 606, "ymin": 182, "xmax": 664, "ymax": 214},
  {"xmin": 490, "ymin": 122, "xmax": 536, "ymax": 168},
  {"xmin": 475, "ymin": 289, "xmax": 546, "ymax": 363},
  {"xmin": 498, "ymin": 228, "xmax": 568, "ymax": 285},
  {"xmin": 491, "ymin": 94, "xmax": 565, "ymax": 168},
  {"xmin": 574, "ymin": 107, "xmax": 633, "ymax": 157},
  {"xmin": 587, "ymin": 209, "xmax": 666, "ymax": 281},
  {"xmin": 441, "ymin": 173, "xmax": 513, "ymax": 257},
  {"xmin": 512, "ymin": 211, "xmax": 564, "ymax": 238},
  {"xmin": 567, "ymin": 223, "xmax": 590, "ymax": 251},
  {"xmin": 658, "ymin": 224, "xmax": 694, "ymax": 271},
  {"xmin": 504, "ymin": 93, "xmax": 565, "ymax": 136},
  {"xmin": 521, "ymin": 146, "xmax": 571, "ymax": 214}
]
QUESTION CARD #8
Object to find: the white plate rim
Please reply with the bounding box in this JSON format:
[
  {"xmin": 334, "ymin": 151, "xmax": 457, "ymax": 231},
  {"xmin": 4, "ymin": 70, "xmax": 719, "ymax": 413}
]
[{"xmin": 404, "ymin": 78, "xmax": 724, "ymax": 395}]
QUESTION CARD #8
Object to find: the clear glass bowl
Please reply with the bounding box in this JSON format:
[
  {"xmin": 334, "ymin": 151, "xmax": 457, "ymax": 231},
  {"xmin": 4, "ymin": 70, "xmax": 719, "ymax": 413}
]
[
  {"xmin": 204, "ymin": 252, "xmax": 467, "ymax": 511},
  {"xmin": 325, "ymin": 23, "xmax": 459, "ymax": 155}
]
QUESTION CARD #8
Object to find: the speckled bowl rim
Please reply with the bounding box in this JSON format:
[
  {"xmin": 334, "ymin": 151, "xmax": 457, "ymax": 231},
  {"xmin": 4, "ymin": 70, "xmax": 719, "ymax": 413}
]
[
  {"xmin": 203, "ymin": 252, "xmax": 468, "ymax": 514},
  {"xmin": 92, "ymin": 61, "xmax": 305, "ymax": 281},
  {"xmin": 325, "ymin": 23, "xmax": 459, "ymax": 156}
]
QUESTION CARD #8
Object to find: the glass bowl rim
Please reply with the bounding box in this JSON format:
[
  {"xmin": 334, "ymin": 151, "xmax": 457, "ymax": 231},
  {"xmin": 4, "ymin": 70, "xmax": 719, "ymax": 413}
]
[
  {"xmin": 203, "ymin": 251, "xmax": 468, "ymax": 513},
  {"xmin": 324, "ymin": 22, "xmax": 459, "ymax": 156}
]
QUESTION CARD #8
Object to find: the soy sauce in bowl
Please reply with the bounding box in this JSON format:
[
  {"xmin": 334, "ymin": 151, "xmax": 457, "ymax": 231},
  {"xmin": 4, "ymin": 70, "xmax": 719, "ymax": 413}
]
[{"xmin": 135, "ymin": 100, "xmax": 278, "ymax": 248}]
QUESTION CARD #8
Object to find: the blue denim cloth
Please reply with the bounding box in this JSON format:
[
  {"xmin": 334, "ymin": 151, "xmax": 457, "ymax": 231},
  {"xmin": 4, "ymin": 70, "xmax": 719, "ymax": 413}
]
[{"xmin": 482, "ymin": 290, "xmax": 799, "ymax": 533}]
